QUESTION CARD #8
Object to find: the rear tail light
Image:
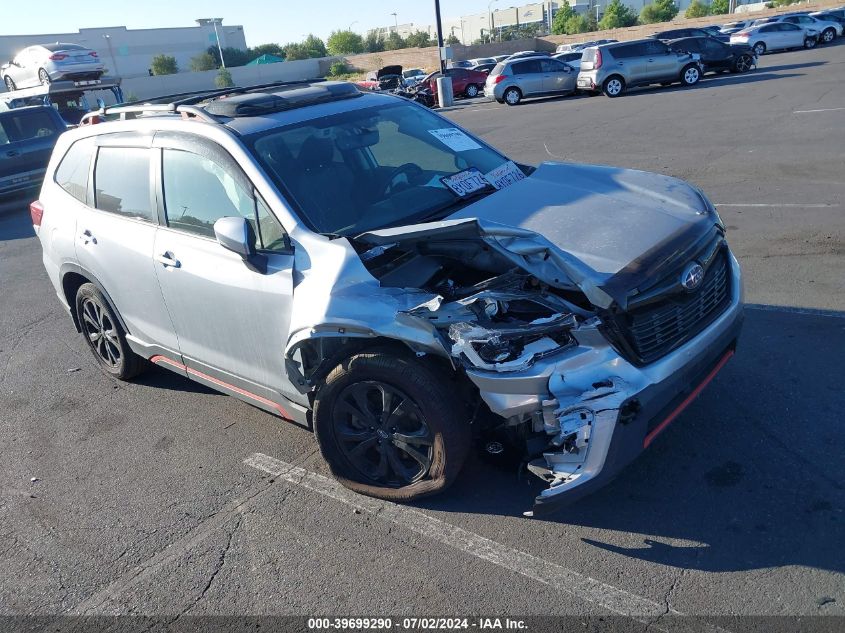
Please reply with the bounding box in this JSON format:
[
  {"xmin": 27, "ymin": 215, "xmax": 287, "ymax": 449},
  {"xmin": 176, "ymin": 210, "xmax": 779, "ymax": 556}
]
[
  {"xmin": 30, "ymin": 200, "xmax": 44, "ymax": 228},
  {"xmin": 594, "ymin": 49, "xmax": 603, "ymax": 69},
  {"xmin": 493, "ymin": 74, "xmax": 509, "ymax": 84},
  {"xmin": 736, "ymin": 31, "xmax": 750, "ymax": 37},
  {"xmin": 49, "ymin": 53, "xmax": 67, "ymax": 61},
  {"xmin": 89, "ymin": 51, "xmax": 98, "ymax": 58}
]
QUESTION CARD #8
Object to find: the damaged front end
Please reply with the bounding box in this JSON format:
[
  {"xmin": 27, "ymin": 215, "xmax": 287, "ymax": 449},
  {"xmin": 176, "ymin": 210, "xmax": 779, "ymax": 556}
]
[{"xmin": 344, "ymin": 215, "xmax": 743, "ymax": 516}]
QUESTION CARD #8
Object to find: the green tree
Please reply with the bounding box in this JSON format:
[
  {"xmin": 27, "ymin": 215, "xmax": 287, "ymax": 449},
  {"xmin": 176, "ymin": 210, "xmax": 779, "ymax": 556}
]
[
  {"xmin": 445, "ymin": 33, "xmax": 460, "ymax": 45},
  {"xmin": 565, "ymin": 14, "xmax": 594, "ymax": 34},
  {"xmin": 250, "ymin": 43, "xmax": 285, "ymax": 58},
  {"xmin": 710, "ymin": 0, "xmax": 729, "ymax": 13},
  {"xmin": 599, "ymin": 0, "xmax": 639, "ymax": 29},
  {"xmin": 552, "ymin": 1, "xmax": 576, "ymax": 34},
  {"xmin": 639, "ymin": 0, "xmax": 679, "ymax": 24},
  {"xmin": 207, "ymin": 46, "xmax": 251, "ymax": 67},
  {"xmin": 303, "ymin": 34, "xmax": 328, "ymax": 57},
  {"xmin": 150, "ymin": 54, "xmax": 178, "ymax": 75},
  {"xmin": 364, "ymin": 31, "xmax": 385, "ymax": 52},
  {"xmin": 684, "ymin": 0, "xmax": 711, "ymax": 17},
  {"xmin": 405, "ymin": 30, "xmax": 432, "ymax": 48},
  {"xmin": 215, "ymin": 68, "xmax": 234, "ymax": 88},
  {"xmin": 384, "ymin": 31, "xmax": 406, "ymax": 50},
  {"xmin": 327, "ymin": 30, "xmax": 365, "ymax": 55},
  {"xmin": 189, "ymin": 52, "xmax": 217, "ymax": 72},
  {"xmin": 327, "ymin": 61, "xmax": 349, "ymax": 77}
]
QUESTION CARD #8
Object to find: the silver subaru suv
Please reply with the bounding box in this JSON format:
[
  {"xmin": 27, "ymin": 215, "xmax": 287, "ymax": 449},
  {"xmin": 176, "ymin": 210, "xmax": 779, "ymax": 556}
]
[
  {"xmin": 577, "ymin": 38, "xmax": 704, "ymax": 97},
  {"xmin": 32, "ymin": 81, "xmax": 743, "ymax": 516}
]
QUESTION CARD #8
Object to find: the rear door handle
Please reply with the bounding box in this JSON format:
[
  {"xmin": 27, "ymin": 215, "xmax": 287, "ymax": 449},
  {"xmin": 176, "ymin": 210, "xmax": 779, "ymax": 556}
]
[
  {"xmin": 6, "ymin": 150, "xmax": 20, "ymax": 157},
  {"xmin": 154, "ymin": 252, "xmax": 181, "ymax": 268},
  {"xmin": 78, "ymin": 229, "xmax": 96, "ymax": 245}
]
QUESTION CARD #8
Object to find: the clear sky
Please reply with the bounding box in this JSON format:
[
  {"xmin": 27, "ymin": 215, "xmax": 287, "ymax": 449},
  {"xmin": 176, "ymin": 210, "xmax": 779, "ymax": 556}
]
[{"xmin": 3, "ymin": 1, "xmax": 502, "ymax": 47}]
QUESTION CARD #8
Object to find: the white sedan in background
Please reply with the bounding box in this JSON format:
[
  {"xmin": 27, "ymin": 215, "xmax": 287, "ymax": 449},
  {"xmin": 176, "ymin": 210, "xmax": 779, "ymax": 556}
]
[
  {"xmin": 730, "ymin": 22, "xmax": 819, "ymax": 56},
  {"xmin": 2, "ymin": 43, "xmax": 104, "ymax": 91}
]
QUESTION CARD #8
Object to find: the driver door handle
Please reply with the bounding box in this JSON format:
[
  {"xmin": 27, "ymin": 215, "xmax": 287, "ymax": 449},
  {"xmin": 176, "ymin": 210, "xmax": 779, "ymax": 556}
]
[
  {"xmin": 78, "ymin": 229, "xmax": 96, "ymax": 245},
  {"xmin": 154, "ymin": 252, "xmax": 181, "ymax": 268}
]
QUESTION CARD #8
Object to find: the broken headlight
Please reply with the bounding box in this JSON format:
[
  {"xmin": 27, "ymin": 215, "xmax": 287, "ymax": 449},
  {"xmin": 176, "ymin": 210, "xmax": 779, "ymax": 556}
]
[{"xmin": 447, "ymin": 313, "xmax": 576, "ymax": 372}]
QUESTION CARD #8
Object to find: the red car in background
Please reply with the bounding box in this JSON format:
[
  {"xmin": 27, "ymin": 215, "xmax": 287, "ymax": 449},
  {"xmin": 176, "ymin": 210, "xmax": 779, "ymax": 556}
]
[{"xmin": 424, "ymin": 67, "xmax": 488, "ymax": 99}]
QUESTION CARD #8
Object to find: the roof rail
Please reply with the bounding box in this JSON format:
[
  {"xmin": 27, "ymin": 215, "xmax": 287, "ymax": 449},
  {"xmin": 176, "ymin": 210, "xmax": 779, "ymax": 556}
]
[{"xmin": 79, "ymin": 103, "xmax": 219, "ymax": 126}]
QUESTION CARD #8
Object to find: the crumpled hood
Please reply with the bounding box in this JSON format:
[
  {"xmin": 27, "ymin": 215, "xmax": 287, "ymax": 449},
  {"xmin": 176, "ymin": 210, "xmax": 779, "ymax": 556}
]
[{"xmin": 448, "ymin": 161, "xmax": 714, "ymax": 276}]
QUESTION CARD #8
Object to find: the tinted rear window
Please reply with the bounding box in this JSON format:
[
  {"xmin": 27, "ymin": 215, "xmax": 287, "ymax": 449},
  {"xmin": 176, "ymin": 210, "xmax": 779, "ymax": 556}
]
[
  {"xmin": 581, "ymin": 48, "xmax": 597, "ymax": 63},
  {"xmin": 512, "ymin": 60, "xmax": 542, "ymax": 74},
  {"xmin": 612, "ymin": 43, "xmax": 646, "ymax": 59},
  {"xmin": 0, "ymin": 110, "xmax": 61, "ymax": 143},
  {"xmin": 94, "ymin": 147, "xmax": 154, "ymax": 222},
  {"xmin": 42, "ymin": 43, "xmax": 86, "ymax": 52},
  {"xmin": 489, "ymin": 63, "xmax": 506, "ymax": 76},
  {"xmin": 55, "ymin": 136, "xmax": 96, "ymax": 203}
]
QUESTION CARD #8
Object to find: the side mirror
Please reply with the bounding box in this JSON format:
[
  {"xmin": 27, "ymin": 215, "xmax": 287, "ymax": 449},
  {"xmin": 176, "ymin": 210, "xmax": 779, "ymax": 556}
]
[{"xmin": 214, "ymin": 216, "xmax": 256, "ymax": 259}]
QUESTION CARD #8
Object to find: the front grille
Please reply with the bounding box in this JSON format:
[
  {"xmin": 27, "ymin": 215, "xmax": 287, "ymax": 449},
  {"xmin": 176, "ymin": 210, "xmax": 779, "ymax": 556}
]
[{"xmin": 612, "ymin": 250, "xmax": 731, "ymax": 364}]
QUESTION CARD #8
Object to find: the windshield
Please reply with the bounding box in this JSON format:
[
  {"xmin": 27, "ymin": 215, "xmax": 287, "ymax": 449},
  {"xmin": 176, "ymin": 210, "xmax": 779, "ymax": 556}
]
[{"xmin": 246, "ymin": 101, "xmax": 511, "ymax": 237}]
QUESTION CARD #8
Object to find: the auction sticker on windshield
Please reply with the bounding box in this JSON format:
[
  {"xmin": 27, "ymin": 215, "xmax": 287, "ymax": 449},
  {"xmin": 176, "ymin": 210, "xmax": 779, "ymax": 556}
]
[
  {"xmin": 484, "ymin": 161, "xmax": 526, "ymax": 190},
  {"xmin": 441, "ymin": 168, "xmax": 488, "ymax": 197},
  {"xmin": 429, "ymin": 128, "xmax": 482, "ymax": 152}
]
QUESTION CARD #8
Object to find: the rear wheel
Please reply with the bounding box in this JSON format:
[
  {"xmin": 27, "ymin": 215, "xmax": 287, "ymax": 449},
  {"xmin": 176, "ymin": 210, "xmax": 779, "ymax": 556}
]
[
  {"xmin": 75, "ymin": 283, "xmax": 144, "ymax": 380},
  {"xmin": 753, "ymin": 42, "xmax": 766, "ymax": 56},
  {"xmin": 733, "ymin": 54, "xmax": 754, "ymax": 73},
  {"xmin": 821, "ymin": 28, "xmax": 836, "ymax": 44},
  {"xmin": 680, "ymin": 64, "xmax": 701, "ymax": 86},
  {"xmin": 503, "ymin": 87, "xmax": 522, "ymax": 105},
  {"xmin": 602, "ymin": 75, "xmax": 625, "ymax": 97},
  {"xmin": 3, "ymin": 75, "xmax": 15, "ymax": 91},
  {"xmin": 464, "ymin": 83, "xmax": 480, "ymax": 98},
  {"xmin": 38, "ymin": 68, "xmax": 50, "ymax": 84},
  {"xmin": 804, "ymin": 37, "xmax": 817, "ymax": 49},
  {"xmin": 313, "ymin": 352, "xmax": 471, "ymax": 502}
]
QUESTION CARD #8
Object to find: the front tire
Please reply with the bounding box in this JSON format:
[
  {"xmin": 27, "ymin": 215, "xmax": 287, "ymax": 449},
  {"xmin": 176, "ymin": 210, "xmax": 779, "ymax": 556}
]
[
  {"xmin": 313, "ymin": 352, "xmax": 471, "ymax": 502},
  {"xmin": 804, "ymin": 37, "xmax": 817, "ymax": 49},
  {"xmin": 464, "ymin": 83, "xmax": 480, "ymax": 98},
  {"xmin": 602, "ymin": 75, "xmax": 625, "ymax": 97},
  {"xmin": 680, "ymin": 63, "xmax": 701, "ymax": 86},
  {"xmin": 38, "ymin": 68, "xmax": 51, "ymax": 85},
  {"xmin": 821, "ymin": 28, "xmax": 835, "ymax": 44},
  {"xmin": 753, "ymin": 42, "xmax": 766, "ymax": 56},
  {"xmin": 75, "ymin": 283, "xmax": 144, "ymax": 380},
  {"xmin": 3, "ymin": 75, "xmax": 15, "ymax": 91},
  {"xmin": 503, "ymin": 87, "xmax": 522, "ymax": 105}
]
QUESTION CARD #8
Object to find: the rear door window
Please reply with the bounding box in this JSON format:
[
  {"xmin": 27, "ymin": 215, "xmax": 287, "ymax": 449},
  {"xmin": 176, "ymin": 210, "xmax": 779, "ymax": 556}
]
[
  {"xmin": 512, "ymin": 60, "xmax": 542, "ymax": 74},
  {"xmin": 93, "ymin": 147, "xmax": 155, "ymax": 222},
  {"xmin": 55, "ymin": 136, "xmax": 96, "ymax": 203},
  {"xmin": 644, "ymin": 40, "xmax": 669, "ymax": 55}
]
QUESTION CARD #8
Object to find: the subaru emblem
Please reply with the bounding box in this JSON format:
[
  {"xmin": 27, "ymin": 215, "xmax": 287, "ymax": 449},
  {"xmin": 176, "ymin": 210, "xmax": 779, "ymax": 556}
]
[{"xmin": 681, "ymin": 263, "xmax": 704, "ymax": 291}]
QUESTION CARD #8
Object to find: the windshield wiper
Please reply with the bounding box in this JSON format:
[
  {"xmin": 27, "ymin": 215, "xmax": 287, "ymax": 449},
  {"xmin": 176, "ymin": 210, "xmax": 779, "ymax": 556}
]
[{"xmin": 413, "ymin": 186, "xmax": 497, "ymax": 224}]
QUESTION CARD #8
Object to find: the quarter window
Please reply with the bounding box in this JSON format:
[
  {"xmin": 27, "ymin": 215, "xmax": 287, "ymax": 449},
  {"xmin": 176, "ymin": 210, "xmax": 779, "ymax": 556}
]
[
  {"xmin": 93, "ymin": 147, "xmax": 154, "ymax": 222},
  {"xmin": 55, "ymin": 136, "xmax": 96, "ymax": 203}
]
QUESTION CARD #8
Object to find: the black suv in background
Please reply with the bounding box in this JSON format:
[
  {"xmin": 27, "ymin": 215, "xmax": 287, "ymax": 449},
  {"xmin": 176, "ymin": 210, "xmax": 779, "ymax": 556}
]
[{"xmin": 0, "ymin": 105, "xmax": 66, "ymax": 197}]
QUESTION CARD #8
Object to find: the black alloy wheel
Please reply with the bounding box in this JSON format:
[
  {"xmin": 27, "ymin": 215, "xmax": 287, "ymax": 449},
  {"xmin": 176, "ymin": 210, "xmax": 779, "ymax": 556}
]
[{"xmin": 332, "ymin": 381, "xmax": 433, "ymax": 486}]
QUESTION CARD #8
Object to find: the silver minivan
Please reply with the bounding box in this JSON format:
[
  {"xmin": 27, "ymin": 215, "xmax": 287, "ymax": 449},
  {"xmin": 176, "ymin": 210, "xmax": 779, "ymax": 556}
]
[
  {"xmin": 577, "ymin": 39, "xmax": 703, "ymax": 97},
  {"xmin": 485, "ymin": 56, "xmax": 577, "ymax": 105}
]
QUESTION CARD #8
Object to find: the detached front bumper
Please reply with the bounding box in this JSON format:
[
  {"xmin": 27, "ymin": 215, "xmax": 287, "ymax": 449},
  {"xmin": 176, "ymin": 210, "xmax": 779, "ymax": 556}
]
[{"xmin": 463, "ymin": 253, "xmax": 744, "ymax": 517}]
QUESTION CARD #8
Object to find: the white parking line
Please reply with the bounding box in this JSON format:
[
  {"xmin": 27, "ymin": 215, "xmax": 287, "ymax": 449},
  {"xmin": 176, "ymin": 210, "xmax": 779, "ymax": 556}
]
[
  {"xmin": 745, "ymin": 304, "xmax": 845, "ymax": 319},
  {"xmin": 794, "ymin": 107, "xmax": 845, "ymax": 114},
  {"xmin": 243, "ymin": 453, "xmax": 678, "ymax": 620},
  {"xmin": 715, "ymin": 203, "xmax": 836, "ymax": 208}
]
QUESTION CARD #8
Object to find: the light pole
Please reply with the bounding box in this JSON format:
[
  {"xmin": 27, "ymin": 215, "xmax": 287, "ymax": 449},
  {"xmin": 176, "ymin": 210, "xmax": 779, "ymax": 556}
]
[
  {"xmin": 391, "ymin": 12, "xmax": 398, "ymax": 32},
  {"xmin": 196, "ymin": 18, "xmax": 226, "ymax": 68},
  {"xmin": 348, "ymin": 20, "xmax": 358, "ymax": 31},
  {"xmin": 488, "ymin": 0, "xmax": 499, "ymax": 43},
  {"xmin": 102, "ymin": 34, "xmax": 118, "ymax": 76}
]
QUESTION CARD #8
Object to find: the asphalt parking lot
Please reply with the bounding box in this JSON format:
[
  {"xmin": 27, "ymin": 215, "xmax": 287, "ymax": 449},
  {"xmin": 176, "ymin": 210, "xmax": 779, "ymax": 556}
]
[{"xmin": 1, "ymin": 40, "xmax": 844, "ymax": 628}]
